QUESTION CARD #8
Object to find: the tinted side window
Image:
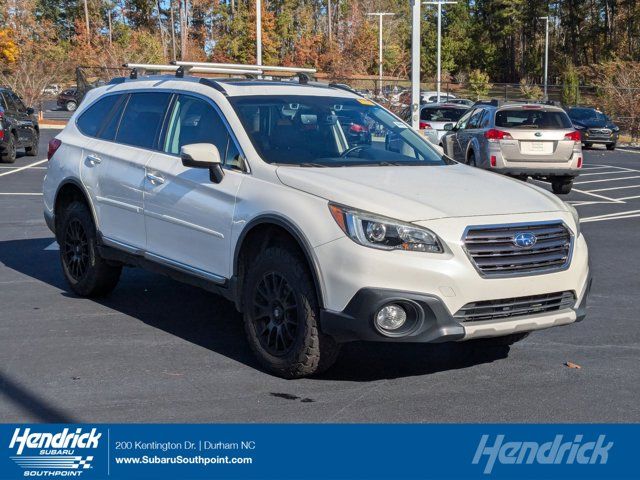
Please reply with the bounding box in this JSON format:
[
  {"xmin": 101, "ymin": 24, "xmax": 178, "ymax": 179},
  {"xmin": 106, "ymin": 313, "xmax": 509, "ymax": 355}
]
[
  {"xmin": 0, "ymin": 93, "xmax": 7, "ymax": 110},
  {"xmin": 9, "ymin": 93, "xmax": 26, "ymax": 112},
  {"xmin": 456, "ymin": 109, "xmax": 474, "ymax": 129},
  {"xmin": 116, "ymin": 92, "xmax": 172, "ymax": 149},
  {"xmin": 163, "ymin": 95, "xmax": 229, "ymax": 159},
  {"xmin": 466, "ymin": 109, "xmax": 484, "ymax": 129},
  {"xmin": 77, "ymin": 95, "xmax": 122, "ymax": 138},
  {"xmin": 3, "ymin": 93, "xmax": 18, "ymax": 112},
  {"xmin": 98, "ymin": 95, "xmax": 127, "ymax": 141}
]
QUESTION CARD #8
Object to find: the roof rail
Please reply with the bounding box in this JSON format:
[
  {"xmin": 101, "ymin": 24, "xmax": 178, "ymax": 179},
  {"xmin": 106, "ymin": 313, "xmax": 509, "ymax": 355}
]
[
  {"xmin": 472, "ymin": 99, "xmax": 500, "ymax": 107},
  {"xmin": 173, "ymin": 61, "xmax": 316, "ymax": 75},
  {"xmin": 328, "ymin": 82, "xmax": 362, "ymax": 97}
]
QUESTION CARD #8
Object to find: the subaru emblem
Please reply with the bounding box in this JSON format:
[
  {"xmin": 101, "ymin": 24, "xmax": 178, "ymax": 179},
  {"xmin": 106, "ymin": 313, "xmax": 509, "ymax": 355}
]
[
  {"xmin": 535, "ymin": 132, "xmax": 542, "ymax": 137},
  {"xmin": 513, "ymin": 232, "xmax": 537, "ymax": 248}
]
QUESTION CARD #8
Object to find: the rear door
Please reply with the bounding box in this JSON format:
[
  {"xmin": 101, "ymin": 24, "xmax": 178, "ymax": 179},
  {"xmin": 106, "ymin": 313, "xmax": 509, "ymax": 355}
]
[
  {"xmin": 454, "ymin": 108, "xmax": 483, "ymax": 161},
  {"xmin": 495, "ymin": 107, "xmax": 575, "ymax": 162},
  {"xmin": 143, "ymin": 93, "xmax": 245, "ymax": 280},
  {"xmin": 6, "ymin": 92, "xmax": 36, "ymax": 146}
]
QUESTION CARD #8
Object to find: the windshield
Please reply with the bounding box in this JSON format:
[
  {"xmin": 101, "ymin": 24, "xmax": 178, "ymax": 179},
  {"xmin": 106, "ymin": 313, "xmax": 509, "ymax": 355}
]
[
  {"xmin": 495, "ymin": 109, "xmax": 573, "ymax": 129},
  {"xmin": 421, "ymin": 107, "xmax": 467, "ymax": 122},
  {"xmin": 568, "ymin": 108, "xmax": 606, "ymax": 122},
  {"xmin": 229, "ymin": 95, "xmax": 450, "ymax": 167}
]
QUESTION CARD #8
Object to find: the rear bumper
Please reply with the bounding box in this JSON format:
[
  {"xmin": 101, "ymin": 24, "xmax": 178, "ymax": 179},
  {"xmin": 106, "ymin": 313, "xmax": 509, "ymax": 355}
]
[
  {"xmin": 491, "ymin": 167, "xmax": 579, "ymax": 178},
  {"xmin": 320, "ymin": 274, "xmax": 591, "ymax": 344}
]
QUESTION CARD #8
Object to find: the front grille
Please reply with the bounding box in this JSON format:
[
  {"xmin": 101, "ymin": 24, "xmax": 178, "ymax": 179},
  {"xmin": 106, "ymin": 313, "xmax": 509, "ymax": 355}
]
[
  {"xmin": 463, "ymin": 222, "xmax": 572, "ymax": 276},
  {"xmin": 588, "ymin": 128, "xmax": 612, "ymax": 137},
  {"xmin": 454, "ymin": 291, "xmax": 576, "ymax": 322}
]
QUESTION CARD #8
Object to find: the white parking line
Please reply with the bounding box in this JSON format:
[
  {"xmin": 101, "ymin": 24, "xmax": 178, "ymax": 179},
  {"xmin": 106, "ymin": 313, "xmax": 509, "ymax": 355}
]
[
  {"xmin": 0, "ymin": 192, "xmax": 42, "ymax": 196},
  {"xmin": 571, "ymin": 187, "xmax": 625, "ymax": 204},
  {"xmin": 0, "ymin": 165, "xmax": 46, "ymax": 170},
  {"xmin": 574, "ymin": 175, "xmax": 640, "ymax": 185},
  {"xmin": 581, "ymin": 209, "xmax": 640, "ymax": 223},
  {"xmin": 579, "ymin": 170, "xmax": 638, "ymax": 177},
  {"xmin": 587, "ymin": 184, "xmax": 640, "ymax": 193},
  {"xmin": 0, "ymin": 159, "xmax": 47, "ymax": 177},
  {"xmin": 617, "ymin": 195, "xmax": 640, "ymax": 201},
  {"xmin": 617, "ymin": 148, "xmax": 640, "ymax": 154},
  {"xmin": 44, "ymin": 242, "xmax": 59, "ymax": 251}
]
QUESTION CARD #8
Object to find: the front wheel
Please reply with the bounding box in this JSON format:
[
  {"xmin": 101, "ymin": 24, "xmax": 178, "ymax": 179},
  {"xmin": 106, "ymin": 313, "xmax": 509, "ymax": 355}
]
[
  {"xmin": 552, "ymin": 178, "xmax": 573, "ymax": 195},
  {"xmin": 66, "ymin": 100, "xmax": 77, "ymax": 112},
  {"xmin": 243, "ymin": 246, "xmax": 340, "ymax": 378},
  {"xmin": 583, "ymin": 142, "xmax": 592, "ymax": 149},
  {"xmin": 606, "ymin": 143, "xmax": 616, "ymax": 151},
  {"xmin": 58, "ymin": 201, "xmax": 122, "ymax": 297},
  {"xmin": 25, "ymin": 132, "xmax": 39, "ymax": 157},
  {"xmin": 0, "ymin": 133, "xmax": 17, "ymax": 163}
]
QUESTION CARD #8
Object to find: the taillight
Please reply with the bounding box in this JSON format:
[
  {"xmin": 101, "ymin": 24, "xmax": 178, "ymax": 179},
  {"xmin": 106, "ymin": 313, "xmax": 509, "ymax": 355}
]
[
  {"xmin": 565, "ymin": 131, "xmax": 581, "ymax": 142},
  {"xmin": 349, "ymin": 123, "xmax": 366, "ymax": 133},
  {"xmin": 484, "ymin": 129, "xmax": 512, "ymax": 141},
  {"xmin": 490, "ymin": 155, "xmax": 497, "ymax": 167},
  {"xmin": 0, "ymin": 129, "xmax": 4, "ymax": 141},
  {"xmin": 48, "ymin": 138, "xmax": 62, "ymax": 160},
  {"xmin": 419, "ymin": 121, "xmax": 432, "ymax": 129},
  {"xmin": 577, "ymin": 157, "xmax": 583, "ymax": 168}
]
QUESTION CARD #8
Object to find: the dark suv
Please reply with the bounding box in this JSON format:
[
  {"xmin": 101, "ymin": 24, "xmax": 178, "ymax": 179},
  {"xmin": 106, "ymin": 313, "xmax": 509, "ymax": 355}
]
[
  {"xmin": 0, "ymin": 88, "xmax": 40, "ymax": 163},
  {"xmin": 567, "ymin": 107, "xmax": 619, "ymax": 150}
]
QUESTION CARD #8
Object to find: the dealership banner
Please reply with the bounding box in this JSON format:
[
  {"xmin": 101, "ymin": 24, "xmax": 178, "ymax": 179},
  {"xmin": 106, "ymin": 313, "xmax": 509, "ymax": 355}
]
[{"xmin": 0, "ymin": 424, "xmax": 634, "ymax": 479}]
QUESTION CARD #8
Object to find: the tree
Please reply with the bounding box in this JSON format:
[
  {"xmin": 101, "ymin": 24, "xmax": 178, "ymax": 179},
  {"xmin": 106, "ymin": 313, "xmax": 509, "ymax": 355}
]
[
  {"xmin": 0, "ymin": 29, "xmax": 19, "ymax": 63},
  {"xmin": 468, "ymin": 69, "xmax": 492, "ymax": 100},
  {"xmin": 519, "ymin": 78, "xmax": 543, "ymax": 100},
  {"xmin": 561, "ymin": 62, "xmax": 581, "ymax": 106}
]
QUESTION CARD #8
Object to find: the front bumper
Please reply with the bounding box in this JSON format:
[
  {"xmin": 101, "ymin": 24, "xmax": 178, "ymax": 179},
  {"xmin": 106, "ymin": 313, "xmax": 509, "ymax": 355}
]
[{"xmin": 321, "ymin": 274, "xmax": 592, "ymax": 343}]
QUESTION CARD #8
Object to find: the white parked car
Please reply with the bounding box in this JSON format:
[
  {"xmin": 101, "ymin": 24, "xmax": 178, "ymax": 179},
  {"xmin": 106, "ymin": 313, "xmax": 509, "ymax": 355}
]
[{"xmin": 43, "ymin": 69, "xmax": 591, "ymax": 378}]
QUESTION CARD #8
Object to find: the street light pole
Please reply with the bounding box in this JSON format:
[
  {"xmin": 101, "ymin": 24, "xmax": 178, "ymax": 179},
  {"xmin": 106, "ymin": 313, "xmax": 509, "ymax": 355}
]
[
  {"xmin": 424, "ymin": 1, "xmax": 457, "ymax": 103},
  {"xmin": 256, "ymin": 0, "xmax": 262, "ymax": 66},
  {"xmin": 367, "ymin": 13, "xmax": 394, "ymax": 94},
  {"xmin": 539, "ymin": 16, "xmax": 549, "ymax": 100},
  {"xmin": 410, "ymin": 0, "xmax": 421, "ymax": 129}
]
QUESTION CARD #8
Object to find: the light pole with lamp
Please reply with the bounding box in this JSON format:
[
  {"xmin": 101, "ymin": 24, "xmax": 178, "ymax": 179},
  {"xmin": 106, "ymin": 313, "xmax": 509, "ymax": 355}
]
[
  {"xmin": 256, "ymin": 0, "xmax": 262, "ymax": 66},
  {"xmin": 367, "ymin": 12, "xmax": 395, "ymax": 94},
  {"xmin": 423, "ymin": 0, "xmax": 457, "ymax": 103}
]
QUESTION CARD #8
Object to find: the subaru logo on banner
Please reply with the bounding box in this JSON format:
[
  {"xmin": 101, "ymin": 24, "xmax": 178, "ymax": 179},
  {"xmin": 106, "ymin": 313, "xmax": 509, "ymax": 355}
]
[{"xmin": 513, "ymin": 232, "xmax": 537, "ymax": 248}]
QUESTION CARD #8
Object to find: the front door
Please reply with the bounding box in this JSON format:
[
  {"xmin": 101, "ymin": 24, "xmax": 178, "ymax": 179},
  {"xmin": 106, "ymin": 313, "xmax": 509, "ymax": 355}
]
[{"xmin": 143, "ymin": 93, "xmax": 244, "ymax": 280}]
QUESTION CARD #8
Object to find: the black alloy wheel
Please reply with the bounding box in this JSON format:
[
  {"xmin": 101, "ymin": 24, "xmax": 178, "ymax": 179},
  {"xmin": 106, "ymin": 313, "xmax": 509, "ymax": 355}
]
[
  {"xmin": 252, "ymin": 271, "xmax": 299, "ymax": 356},
  {"xmin": 62, "ymin": 218, "xmax": 90, "ymax": 281}
]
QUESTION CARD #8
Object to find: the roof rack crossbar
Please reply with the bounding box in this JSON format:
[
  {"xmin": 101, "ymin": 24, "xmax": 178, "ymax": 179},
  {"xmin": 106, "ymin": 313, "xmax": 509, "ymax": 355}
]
[
  {"xmin": 123, "ymin": 63, "xmax": 262, "ymax": 77},
  {"xmin": 172, "ymin": 61, "xmax": 316, "ymax": 74}
]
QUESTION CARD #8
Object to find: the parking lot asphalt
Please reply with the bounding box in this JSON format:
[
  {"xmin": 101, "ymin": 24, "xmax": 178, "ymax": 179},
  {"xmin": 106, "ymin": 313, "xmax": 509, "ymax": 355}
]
[{"xmin": 1, "ymin": 128, "xmax": 639, "ymax": 423}]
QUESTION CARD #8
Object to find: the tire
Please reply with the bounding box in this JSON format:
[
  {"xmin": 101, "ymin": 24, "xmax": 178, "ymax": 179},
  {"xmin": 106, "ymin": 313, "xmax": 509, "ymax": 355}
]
[
  {"xmin": 25, "ymin": 132, "xmax": 39, "ymax": 157},
  {"xmin": 469, "ymin": 332, "xmax": 529, "ymax": 348},
  {"xmin": 58, "ymin": 201, "xmax": 122, "ymax": 297},
  {"xmin": 583, "ymin": 142, "xmax": 592, "ymax": 149},
  {"xmin": 552, "ymin": 178, "xmax": 573, "ymax": 195},
  {"xmin": 0, "ymin": 132, "xmax": 17, "ymax": 163},
  {"xmin": 242, "ymin": 246, "xmax": 340, "ymax": 378},
  {"xmin": 66, "ymin": 100, "xmax": 77, "ymax": 112},
  {"xmin": 467, "ymin": 151, "xmax": 477, "ymax": 167},
  {"xmin": 606, "ymin": 143, "xmax": 616, "ymax": 151}
]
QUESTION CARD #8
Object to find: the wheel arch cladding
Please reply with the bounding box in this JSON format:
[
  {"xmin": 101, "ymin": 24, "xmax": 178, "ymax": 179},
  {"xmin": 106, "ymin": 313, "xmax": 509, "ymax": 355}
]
[
  {"xmin": 233, "ymin": 215, "xmax": 325, "ymax": 311},
  {"xmin": 54, "ymin": 180, "xmax": 97, "ymax": 237}
]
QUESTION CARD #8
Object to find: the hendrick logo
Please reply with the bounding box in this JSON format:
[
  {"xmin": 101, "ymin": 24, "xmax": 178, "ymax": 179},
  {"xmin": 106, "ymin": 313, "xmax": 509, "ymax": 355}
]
[
  {"xmin": 8, "ymin": 427, "xmax": 101, "ymax": 475},
  {"xmin": 472, "ymin": 434, "xmax": 613, "ymax": 474}
]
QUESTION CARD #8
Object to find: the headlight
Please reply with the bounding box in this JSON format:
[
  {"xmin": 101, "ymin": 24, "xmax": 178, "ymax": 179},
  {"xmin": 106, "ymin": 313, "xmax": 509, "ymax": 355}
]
[
  {"xmin": 574, "ymin": 124, "xmax": 585, "ymax": 130},
  {"xmin": 328, "ymin": 203, "xmax": 444, "ymax": 253},
  {"xmin": 567, "ymin": 203, "xmax": 581, "ymax": 237}
]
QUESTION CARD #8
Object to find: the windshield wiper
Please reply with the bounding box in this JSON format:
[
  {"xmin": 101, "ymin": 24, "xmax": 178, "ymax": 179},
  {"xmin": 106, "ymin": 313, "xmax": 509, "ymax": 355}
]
[{"xmin": 298, "ymin": 162, "xmax": 328, "ymax": 168}]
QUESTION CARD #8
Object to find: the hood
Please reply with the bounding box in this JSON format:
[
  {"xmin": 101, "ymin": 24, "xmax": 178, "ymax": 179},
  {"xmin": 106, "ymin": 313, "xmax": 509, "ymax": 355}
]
[
  {"xmin": 573, "ymin": 118, "xmax": 614, "ymax": 129},
  {"xmin": 276, "ymin": 164, "xmax": 567, "ymax": 222}
]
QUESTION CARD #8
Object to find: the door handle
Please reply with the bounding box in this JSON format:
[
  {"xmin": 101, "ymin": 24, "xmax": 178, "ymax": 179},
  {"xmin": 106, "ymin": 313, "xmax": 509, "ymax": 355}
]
[
  {"xmin": 146, "ymin": 173, "xmax": 165, "ymax": 185},
  {"xmin": 86, "ymin": 154, "xmax": 102, "ymax": 165}
]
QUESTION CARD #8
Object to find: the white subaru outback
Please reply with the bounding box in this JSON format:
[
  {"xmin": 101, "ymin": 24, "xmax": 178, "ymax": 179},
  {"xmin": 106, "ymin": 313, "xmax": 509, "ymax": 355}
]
[{"xmin": 43, "ymin": 71, "xmax": 591, "ymax": 378}]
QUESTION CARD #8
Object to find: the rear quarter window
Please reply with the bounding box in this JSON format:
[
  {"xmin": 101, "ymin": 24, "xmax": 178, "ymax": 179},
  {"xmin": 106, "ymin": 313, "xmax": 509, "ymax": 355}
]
[
  {"xmin": 495, "ymin": 109, "xmax": 572, "ymax": 129},
  {"xmin": 77, "ymin": 94, "xmax": 123, "ymax": 138}
]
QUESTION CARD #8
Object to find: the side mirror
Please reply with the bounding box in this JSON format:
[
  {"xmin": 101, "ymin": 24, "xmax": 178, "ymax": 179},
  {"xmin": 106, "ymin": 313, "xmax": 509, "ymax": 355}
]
[
  {"xmin": 26, "ymin": 107, "xmax": 35, "ymax": 115},
  {"xmin": 444, "ymin": 123, "xmax": 454, "ymax": 131},
  {"xmin": 180, "ymin": 143, "xmax": 224, "ymax": 184}
]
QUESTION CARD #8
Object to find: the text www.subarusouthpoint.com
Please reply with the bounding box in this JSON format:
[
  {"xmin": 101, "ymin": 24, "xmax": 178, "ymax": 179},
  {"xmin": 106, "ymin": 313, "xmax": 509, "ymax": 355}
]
[{"xmin": 115, "ymin": 455, "xmax": 253, "ymax": 466}]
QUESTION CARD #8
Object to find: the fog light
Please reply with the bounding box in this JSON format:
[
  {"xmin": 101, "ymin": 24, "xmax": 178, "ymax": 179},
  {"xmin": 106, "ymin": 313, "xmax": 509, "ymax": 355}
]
[{"xmin": 375, "ymin": 304, "xmax": 407, "ymax": 331}]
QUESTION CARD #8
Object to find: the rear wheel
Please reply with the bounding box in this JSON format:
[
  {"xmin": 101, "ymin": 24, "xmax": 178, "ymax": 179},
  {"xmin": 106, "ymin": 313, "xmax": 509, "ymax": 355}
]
[
  {"xmin": 243, "ymin": 246, "xmax": 340, "ymax": 378},
  {"xmin": 59, "ymin": 201, "xmax": 122, "ymax": 297},
  {"xmin": 606, "ymin": 143, "xmax": 616, "ymax": 151},
  {"xmin": 0, "ymin": 132, "xmax": 17, "ymax": 163},
  {"xmin": 25, "ymin": 132, "xmax": 39, "ymax": 157},
  {"xmin": 552, "ymin": 178, "xmax": 573, "ymax": 195},
  {"xmin": 467, "ymin": 151, "xmax": 478, "ymax": 167}
]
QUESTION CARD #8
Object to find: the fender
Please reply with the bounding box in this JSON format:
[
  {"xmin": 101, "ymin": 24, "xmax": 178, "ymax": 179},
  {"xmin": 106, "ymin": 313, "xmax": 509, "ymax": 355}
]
[
  {"xmin": 466, "ymin": 136, "xmax": 484, "ymax": 167},
  {"xmin": 52, "ymin": 177, "xmax": 100, "ymax": 235},
  {"xmin": 233, "ymin": 214, "xmax": 326, "ymax": 309}
]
